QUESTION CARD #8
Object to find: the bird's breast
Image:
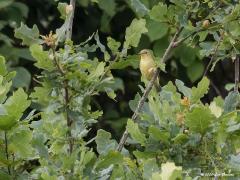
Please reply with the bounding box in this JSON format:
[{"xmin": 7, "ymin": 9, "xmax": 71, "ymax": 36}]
[{"xmin": 140, "ymin": 58, "xmax": 155, "ymax": 80}]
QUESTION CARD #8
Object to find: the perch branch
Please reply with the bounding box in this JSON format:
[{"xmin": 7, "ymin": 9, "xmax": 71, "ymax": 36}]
[{"xmin": 116, "ymin": 27, "xmax": 183, "ymax": 152}]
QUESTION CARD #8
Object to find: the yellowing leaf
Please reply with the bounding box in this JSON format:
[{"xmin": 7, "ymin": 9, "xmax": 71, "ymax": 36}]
[{"xmin": 209, "ymin": 101, "xmax": 222, "ymax": 118}]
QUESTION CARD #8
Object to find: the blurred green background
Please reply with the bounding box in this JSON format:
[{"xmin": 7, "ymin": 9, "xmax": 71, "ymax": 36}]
[{"xmin": 0, "ymin": 0, "xmax": 235, "ymax": 138}]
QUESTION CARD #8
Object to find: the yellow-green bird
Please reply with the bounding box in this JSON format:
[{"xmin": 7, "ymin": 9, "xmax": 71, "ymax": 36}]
[{"xmin": 139, "ymin": 49, "xmax": 160, "ymax": 91}]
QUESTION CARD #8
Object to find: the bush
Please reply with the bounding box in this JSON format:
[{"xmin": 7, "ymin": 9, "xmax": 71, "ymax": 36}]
[{"xmin": 0, "ymin": 0, "xmax": 240, "ymax": 179}]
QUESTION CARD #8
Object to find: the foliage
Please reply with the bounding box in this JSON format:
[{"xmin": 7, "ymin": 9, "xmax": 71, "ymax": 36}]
[{"xmin": 0, "ymin": 0, "xmax": 240, "ymax": 179}]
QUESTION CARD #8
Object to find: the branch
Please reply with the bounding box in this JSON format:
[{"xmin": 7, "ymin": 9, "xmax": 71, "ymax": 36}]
[
  {"xmin": 66, "ymin": 0, "xmax": 76, "ymax": 39},
  {"xmin": 52, "ymin": 0, "xmax": 76, "ymax": 154},
  {"xmin": 172, "ymin": 29, "xmax": 201, "ymax": 47},
  {"xmin": 116, "ymin": 27, "xmax": 183, "ymax": 152},
  {"xmin": 235, "ymin": 56, "xmax": 239, "ymax": 92},
  {"xmin": 61, "ymin": 0, "xmax": 76, "ymax": 154}
]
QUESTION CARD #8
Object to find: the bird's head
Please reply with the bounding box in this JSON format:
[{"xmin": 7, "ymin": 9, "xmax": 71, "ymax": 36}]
[{"xmin": 138, "ymin": 49, "xmax": 152, "ymax": 60}]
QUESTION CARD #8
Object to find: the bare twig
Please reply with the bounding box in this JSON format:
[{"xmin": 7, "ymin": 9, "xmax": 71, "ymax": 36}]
[
  {"xmin": 210, "ymin": 80, "xmax": 222, "ymax": 97},
  {"xmin": 116, "ymin": 28, "xmax": 183, "ymax": 152},
  {"xmin": 234, "ymin": 56, "xmax": 239, "ymax": 92}
]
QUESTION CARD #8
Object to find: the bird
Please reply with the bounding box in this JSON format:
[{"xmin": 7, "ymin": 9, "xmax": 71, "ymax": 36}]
[{"xmin": 138, "ymin": 49, "xmax": 161, "ymax": 91}]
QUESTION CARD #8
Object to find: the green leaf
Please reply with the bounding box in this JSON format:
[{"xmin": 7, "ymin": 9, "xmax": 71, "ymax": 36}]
[
  {"xmin": 149, "ymin": 3, "xmax": 168, "ymax": 22},
  {"xmin": 104, "ymin": 87, "xmax": 116, "ymax": 100},
  {"xmin": 30, "ymin": 44, "xmax": 55, "ymax": 71},
  {"xmin": 12, "ymin": 67, "xmax": 31, "ymax": 89},
  {"xmin": 57, "ymin": 3, "xmax": 68, "ymax": 20},
  {"xmin": 191, "ymin": 77, "xmax": 210, "ymax": 104},
  {"xmin": 0, "ymin": 0, "xmax": 13, "ymax": 9},
  {"xmin": 98, "ymin": 0, "xmax": 116, "ymax": 17},
  {"xmin": 153, "ymin": 36, "xmax": 169, "ymax": 57},
  {"xmin": 124, "ymin": 18, "xmax": 148, "ymax": 49},
  {"xmin": 224, "ymin": 91, "xmax": 240, "ymax": 113},
  {"xmin": 0, "ymin": 56, "xmax": 7, "ymax": 76},
  {"xmin": 14, "ymin": 23, "xmax": 40, "ymax": 46},
  {"xmin": 9, "ymin": 129, "xmax": 33, "ymax": 158},
  {"xmin": 187, "ymin": 61, "xmax": 204, "ymax": 82},
  {"xmin": 0, "ymin": 88, "xmax": 30, "ymax": 130},
  {"xmin": 95, "ymin": 151, "xmax": 123, "ymax": 171},
  {"xmin": 228, "ymin": 154, "xmax": 240, "ymax": 171},
  {"xmin": 172, "ymin": 133, "xmax": 188, "ymax": 144},
  {"xmin": 133, "ymin": 151, "xmax": 157, "ymax": 160},
  {"xmin": 227, "ymin": 123, "xmax": 240, "ymax": 133},
  {"xmin": 148, "ymin": 126, "xmax": 170, "ymax": 143},
  {"xmin": 146, "ymin": 19, "xmax": 168, "ymax": 41},
  {"xmin": 30, "ymin": 83, "xmax": 52, "ymax": 106},
  {"xmin": 88, "ymin": 62, "xmax": 105, "ymax": 80},
  {"xmin": 143, "ymin": 159, "xmax": 159, "ymax": 179},
  {"xmin": 94, "ymin": 31, "xmax": 106, "ymax": 53},
  {"xmin": 0, "ymin": 170, "xmax": 11, "ymax": 180},
  {"xmin": 175, "ymin": 45, "xmax": 197, "ymax": 67},
  {"xmin": 185, "ymin": 106, "xmax": 214, "ymax": 134},
  {"xmin": 209, "ymin": 101, "xmax": 222, "ymax": 118},
  {"xmin": 95, "ymin": 129, "xmax": 117, "ymax": 155},
  {"xmin": 111, "ymin": 55, "xmax": 139, "ymax": 69},
  {"xmin": 175, "ymin": 79, "xmax": 191, "ymax": 98},
  {"xmin": 126, "ymin": 119, "xmax": 146, "ymax": 146},
  {"xmin": 0, "ymin": 80, "xmax": 12, "ymax": 104},
  {"xmin": 130, "ymin": 0, "xmax": 149, "ymax": 17},
  {"xmin": 107, "ymin": 37, "xmax": 120, "ymax": 54}
]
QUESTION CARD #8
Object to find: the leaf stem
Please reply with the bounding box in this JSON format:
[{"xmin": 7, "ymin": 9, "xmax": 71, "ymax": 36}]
[
  {"xmin": 116, "ymin": 27, "xmax": 183, "ymax": 152},
  {"xmin": 4, "ymin": 131, "xmax": 11, "ymax": 175},
  {"xmin": 52, "ymin": 46, "xmax": 73, "ymax": 154},
  {"xmin": 234, "ymin": 56, "xmax": 239, "ymax": 93}
]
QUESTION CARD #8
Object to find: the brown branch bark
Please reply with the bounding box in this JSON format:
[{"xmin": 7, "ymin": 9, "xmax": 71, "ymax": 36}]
[
  {"xmin": 62, "ymin": 0, "xmax": 76, "ymax": 154},
  {"xmin": 116, "ymin": 27, "xmax": 183, "ymax": 152},
  {"xmin": 67, "ymin": 0, "xmax": 76, "ymax": 40}
]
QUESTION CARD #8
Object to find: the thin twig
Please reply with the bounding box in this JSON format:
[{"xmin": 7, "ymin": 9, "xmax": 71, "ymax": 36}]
[
  {"xmin": 210, "ymin": 80, "xmax": 222, "ymax": 97},
  {"xmin": 116, "ymin": 28, "xmax": 183, "ymax": 152},
  {"xmin": 173, "ymin": 29, "xmax": 202, "ymax": 47},
  {"xmin": 234, "ymin": 56, "xmax": 239, "ymax": 92},
  {"xmin": 61, "ymin": 0, "xmax": 76, "ymax": 154},
  {"xmin": 52, "ymin": 46, "xmax": 73, "ymax": 154},
  {"xmin": 4, "ymin": 132, "xmax": 11, "ymax": 175},
  {"xmin": 203, "ymin": 34, "xmax": 223, "ymax": 76},
  {"xmin": 88, "ymin": 55, "xmax": 119, "ymax": 95}
]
